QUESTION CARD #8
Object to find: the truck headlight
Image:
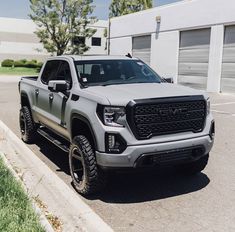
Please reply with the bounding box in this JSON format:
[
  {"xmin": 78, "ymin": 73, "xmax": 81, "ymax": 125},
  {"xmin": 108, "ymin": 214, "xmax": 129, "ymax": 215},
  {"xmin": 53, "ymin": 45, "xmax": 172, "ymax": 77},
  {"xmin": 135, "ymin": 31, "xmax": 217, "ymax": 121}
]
[
  {"xmin": 207, "ymin": 98, "xmax": 210, "ymax": 115},
  {"xmin": 97, "ymin": 105, "xmax": 126, "ymax": 127}
]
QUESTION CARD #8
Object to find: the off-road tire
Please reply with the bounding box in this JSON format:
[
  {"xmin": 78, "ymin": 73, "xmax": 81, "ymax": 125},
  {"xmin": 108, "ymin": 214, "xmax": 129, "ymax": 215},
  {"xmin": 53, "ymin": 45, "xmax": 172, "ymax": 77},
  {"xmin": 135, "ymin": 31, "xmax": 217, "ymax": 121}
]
[
  {"xmin": 19, "ymin": 106, "xmax": 37, "ymax": 144},
  {"xmin": 69, "ymin": 135, "xmax": 106, "ymax": 196},
  {"xmin": 178, "ymin": 154, "xmax": 209, "ymax": 175}
]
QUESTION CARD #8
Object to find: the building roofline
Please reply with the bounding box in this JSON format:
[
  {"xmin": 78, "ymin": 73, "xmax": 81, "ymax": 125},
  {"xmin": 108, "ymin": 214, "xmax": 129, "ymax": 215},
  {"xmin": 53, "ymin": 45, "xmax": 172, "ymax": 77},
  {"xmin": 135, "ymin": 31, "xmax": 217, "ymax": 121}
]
[{"xmin": 110, "ymin": 0, "xmax": 196, "ymax": 21}]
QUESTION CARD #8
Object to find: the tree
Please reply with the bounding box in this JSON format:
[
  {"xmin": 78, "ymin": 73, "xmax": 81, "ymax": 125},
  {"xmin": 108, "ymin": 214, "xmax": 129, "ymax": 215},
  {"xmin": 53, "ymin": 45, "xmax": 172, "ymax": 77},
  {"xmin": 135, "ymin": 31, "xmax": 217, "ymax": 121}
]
[
  {"xmin": 30, "ymin": 0, "xmax": 97, "ymax": 55},
  {"xmin": 109, "ymin": 0, "xmax": 153, "ymax": 18}
]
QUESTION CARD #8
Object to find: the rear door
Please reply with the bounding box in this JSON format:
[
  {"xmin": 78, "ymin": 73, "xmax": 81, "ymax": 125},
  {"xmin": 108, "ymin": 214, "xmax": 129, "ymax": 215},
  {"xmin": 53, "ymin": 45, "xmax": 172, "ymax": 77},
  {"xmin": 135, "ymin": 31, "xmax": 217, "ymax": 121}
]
[
  {"xmin": 48, "ymin": 60, "xmax": 72, "ymax": 138},
  {"xmin": 35, "ymin": 60, "xmax": 60, "ymax": 126}
]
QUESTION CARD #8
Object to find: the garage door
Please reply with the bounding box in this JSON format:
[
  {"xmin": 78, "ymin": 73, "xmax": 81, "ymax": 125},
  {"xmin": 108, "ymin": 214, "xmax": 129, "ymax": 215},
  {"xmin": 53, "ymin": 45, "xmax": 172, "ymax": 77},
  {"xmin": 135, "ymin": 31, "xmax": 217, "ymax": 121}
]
[
  {"xmin": 178, "ymin": 28, "xmax": 211, "ymax": 90},
  {"xmin": 221, "ymin": 25, "xmax": 235, "ymax": 93},
  {"xmin": 132, "ymin": 35, "xmax": 151, "ymax": 65}
]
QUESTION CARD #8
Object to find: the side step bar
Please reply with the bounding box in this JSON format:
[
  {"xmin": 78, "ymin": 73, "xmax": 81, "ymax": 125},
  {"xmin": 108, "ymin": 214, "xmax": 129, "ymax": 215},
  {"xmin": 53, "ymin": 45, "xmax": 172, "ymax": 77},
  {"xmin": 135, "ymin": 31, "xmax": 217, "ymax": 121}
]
[{"xmin": 37, "ymin": 127, "xmax": 70, "ymax": 153}]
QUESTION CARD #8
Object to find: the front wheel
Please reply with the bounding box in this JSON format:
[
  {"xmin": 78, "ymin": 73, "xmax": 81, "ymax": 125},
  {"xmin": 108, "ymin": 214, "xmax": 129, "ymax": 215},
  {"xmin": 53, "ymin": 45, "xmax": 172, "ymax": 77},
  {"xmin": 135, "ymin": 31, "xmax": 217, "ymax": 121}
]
[
  {"xmin": 69, "ymin": 135, "xmax": 106, "ymax": 196},
  {"xmin": 19, "ymin": 106, "xmax": 37, "ymax": 144}
]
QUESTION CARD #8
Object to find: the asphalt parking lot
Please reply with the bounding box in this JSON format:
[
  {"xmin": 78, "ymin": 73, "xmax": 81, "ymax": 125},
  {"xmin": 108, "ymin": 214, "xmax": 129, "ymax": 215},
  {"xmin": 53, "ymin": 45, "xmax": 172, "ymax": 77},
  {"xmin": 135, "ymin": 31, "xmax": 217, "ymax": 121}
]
[{"xmin": 0, "ymin": 76, "xmax": 235, "ymax": 232}]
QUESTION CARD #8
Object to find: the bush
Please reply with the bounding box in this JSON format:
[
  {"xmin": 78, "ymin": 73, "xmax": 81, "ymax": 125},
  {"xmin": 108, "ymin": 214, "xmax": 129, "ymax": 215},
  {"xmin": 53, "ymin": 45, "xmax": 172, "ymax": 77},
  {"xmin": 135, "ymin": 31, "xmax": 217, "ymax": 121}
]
[
  {"xmin": 1, "ymin": 59, "xmax": 14, "ymax": 67},
  {"xmin": 14, "ymin": 60, "xmax": 26, "ymax": 68},
  {"xmin": 31, "ymin": 59, "xmax": 38, "ymax": 64},
  {"xmin": 24, "ymin": 61, "xmax": 38, "ymax": 69},
  {"xmin": 19, "ymin": 59, "xmax": 27, "ymax": 64},
  {"xmin": 2, "ymin": 59, "xmax": 42, "ymax": 69}
]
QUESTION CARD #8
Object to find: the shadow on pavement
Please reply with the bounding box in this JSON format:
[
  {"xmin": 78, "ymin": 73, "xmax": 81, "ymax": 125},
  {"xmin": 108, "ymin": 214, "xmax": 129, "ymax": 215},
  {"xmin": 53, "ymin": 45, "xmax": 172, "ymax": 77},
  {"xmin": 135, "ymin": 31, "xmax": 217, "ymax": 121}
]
[
  {"xmin": 33, "ymin": 135, "xmax": 210, "ymax": 204},
  {"xmin": 34, "ymin": 136, "xmax": 70, "ymax": 175},
  {"xmin": 89, "ymin": 169, "xmax": 210, "ymax": 204}
]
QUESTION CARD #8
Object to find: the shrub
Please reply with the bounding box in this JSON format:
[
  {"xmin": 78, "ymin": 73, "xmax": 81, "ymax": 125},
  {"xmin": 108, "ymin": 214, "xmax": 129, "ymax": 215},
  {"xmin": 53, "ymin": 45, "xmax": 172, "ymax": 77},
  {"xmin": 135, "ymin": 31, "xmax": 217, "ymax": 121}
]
[
  {"xmin": 14, "ymin": 60, "xmax": 26, "ymax": 68},
  {"xmin": 19, "ymin": 59, "xmax": 27, "ymax": 64},
  {"xmin": 24, "ymin": 61, "xmax": 38, "ymax": 69},
  {"xmin": 1, "ymin": 59, "xmax": 14, "ymax": 67},
  {"xmin": 31, "ymin": 59, "xmax": 38, "ymax": 64}
]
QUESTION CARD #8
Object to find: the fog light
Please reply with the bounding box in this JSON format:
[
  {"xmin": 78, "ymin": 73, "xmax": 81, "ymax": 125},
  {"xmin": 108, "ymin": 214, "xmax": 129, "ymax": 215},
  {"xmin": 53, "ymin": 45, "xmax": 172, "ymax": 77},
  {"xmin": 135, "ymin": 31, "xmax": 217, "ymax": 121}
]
[
  {"xmin": 105, "ymin": 133, "xmax": 127, "ymax": 154},
  {"xmin": 209, "ymin": 120, "xmax": 215, "ymax": 140},
  {"xmin": 108, "ymin": 134, "xmax": 115, "ymax": 149}
]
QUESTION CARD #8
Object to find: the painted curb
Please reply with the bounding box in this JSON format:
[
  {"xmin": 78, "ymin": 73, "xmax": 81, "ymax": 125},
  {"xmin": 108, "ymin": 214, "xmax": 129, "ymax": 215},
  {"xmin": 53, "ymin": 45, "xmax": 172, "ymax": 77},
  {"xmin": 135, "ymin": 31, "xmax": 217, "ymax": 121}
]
[
  {"xmin": 0, "ymin": 120, "xmax": 113, "ymax": 232},
  {"xmin": 0, "ymin": 152, "xmax": 55, "ymax": 232}
]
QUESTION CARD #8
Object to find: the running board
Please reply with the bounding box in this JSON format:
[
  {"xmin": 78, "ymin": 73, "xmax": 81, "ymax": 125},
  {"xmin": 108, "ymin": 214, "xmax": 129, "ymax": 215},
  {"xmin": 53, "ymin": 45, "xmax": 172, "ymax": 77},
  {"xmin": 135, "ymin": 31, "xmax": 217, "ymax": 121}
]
[{"xmin": 37, "ymin": 127, "xmax": 70, "ymax": 153}]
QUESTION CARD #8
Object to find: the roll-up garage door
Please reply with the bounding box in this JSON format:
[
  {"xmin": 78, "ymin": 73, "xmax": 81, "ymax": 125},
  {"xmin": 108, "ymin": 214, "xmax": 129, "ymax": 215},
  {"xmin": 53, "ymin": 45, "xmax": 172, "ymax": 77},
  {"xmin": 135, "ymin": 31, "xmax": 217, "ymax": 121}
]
[
  {"xmin": 132, "ymin": 35, "xmax": 151, "ymax": 65},
  {"xmin": 221, "ymin": 25, "xmax": 235, "ymax": 93},
  {"xmin": 178, "ymin": 28, "xmax": 211, "ymax": 90}
]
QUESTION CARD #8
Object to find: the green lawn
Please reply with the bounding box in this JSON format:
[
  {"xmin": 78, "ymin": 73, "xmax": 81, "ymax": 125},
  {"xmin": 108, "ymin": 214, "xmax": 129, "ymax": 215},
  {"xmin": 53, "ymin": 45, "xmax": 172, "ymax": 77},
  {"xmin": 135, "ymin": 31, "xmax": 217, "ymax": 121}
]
[
  {"xmin": 0, "ymin": 157, "xmax": 45, "ymax": 232},
  {"xmin": 0, "ymin": 67, "xmax": 38, "ymax": 76}
]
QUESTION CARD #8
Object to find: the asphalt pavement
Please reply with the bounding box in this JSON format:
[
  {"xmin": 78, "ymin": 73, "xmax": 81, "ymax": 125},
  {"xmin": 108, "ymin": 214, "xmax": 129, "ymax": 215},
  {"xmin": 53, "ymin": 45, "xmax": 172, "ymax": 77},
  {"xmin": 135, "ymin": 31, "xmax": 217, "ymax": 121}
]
[{"xmin": 0, "ymin": 76, "xmax": 235, "ymax": 232}]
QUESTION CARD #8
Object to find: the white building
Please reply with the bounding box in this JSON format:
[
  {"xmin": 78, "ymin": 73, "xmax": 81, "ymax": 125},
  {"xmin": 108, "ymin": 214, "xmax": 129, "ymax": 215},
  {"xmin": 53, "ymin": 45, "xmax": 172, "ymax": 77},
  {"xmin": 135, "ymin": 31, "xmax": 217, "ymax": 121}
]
[
  {"xmin": 110, "ymin": 0, "xmax": 235, "ymax": 93},
  {"xmin": 0, "ymin": 17, "xmax": 108, "ymax": 62}
]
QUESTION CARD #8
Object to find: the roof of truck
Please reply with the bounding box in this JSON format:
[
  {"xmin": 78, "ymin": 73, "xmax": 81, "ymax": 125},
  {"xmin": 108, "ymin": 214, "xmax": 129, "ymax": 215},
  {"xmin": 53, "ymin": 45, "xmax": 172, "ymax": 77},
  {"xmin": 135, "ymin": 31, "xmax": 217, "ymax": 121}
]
[{"xmin": 53, "ymin": 55, "xmax": 138, "ymax": 61}]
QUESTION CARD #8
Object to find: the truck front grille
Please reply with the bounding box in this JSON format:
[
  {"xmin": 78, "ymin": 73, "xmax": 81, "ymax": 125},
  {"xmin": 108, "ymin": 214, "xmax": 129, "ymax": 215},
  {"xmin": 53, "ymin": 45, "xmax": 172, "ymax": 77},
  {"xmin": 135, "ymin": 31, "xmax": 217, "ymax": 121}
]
[{"xmin": 126, "ymin": 96, "xmax": 207, "ymax": 140}]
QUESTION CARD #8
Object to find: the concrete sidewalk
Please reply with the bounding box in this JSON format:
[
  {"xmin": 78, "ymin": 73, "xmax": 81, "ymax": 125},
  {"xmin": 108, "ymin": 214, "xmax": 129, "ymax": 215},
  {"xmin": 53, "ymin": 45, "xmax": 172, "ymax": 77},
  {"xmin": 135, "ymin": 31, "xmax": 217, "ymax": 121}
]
[{"xmin": 0, "ymin": 120, "xmax": 113, "ymax": 232}]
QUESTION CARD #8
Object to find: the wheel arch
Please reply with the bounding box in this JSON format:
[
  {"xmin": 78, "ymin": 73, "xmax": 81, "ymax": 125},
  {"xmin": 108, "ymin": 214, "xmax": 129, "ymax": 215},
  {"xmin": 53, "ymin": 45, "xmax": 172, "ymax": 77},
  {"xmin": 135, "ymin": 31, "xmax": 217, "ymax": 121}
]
[
  {"xmin": 70, "ymin": 113, "xmax": 98, "ymax": 151},
  {"xmin": 20, "ymin": 91, "xmax": 31, "ymax": 109}
]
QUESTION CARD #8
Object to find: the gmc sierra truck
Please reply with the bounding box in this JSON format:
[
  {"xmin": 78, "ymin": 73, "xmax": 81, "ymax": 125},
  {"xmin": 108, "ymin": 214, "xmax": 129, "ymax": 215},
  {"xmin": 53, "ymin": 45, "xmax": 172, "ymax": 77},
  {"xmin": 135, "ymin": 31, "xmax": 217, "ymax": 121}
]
[{"xmin": 19, "ymin": 55, "xmax": 215, "ymax": 195}]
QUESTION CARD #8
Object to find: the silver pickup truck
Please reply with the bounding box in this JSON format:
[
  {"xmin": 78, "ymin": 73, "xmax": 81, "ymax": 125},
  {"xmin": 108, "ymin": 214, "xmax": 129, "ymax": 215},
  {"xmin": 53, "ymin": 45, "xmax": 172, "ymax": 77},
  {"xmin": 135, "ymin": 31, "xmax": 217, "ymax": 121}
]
[{"xmin": 19, "ymin": 55, "xmax": 215, "ymax": 195}]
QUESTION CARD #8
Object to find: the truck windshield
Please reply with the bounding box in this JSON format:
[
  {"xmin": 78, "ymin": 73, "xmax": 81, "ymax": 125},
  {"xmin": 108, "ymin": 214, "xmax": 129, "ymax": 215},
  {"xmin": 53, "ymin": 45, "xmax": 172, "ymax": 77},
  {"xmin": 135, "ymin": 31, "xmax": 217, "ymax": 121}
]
[{"xmin": 75, "ymin": 59, "xmax": 162, "ymax": 87}]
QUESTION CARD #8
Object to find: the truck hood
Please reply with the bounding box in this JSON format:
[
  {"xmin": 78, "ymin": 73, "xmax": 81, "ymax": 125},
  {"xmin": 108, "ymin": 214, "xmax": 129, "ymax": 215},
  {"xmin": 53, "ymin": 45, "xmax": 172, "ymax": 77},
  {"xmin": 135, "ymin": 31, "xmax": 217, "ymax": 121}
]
[{"xmin": 85, "ymin": 83, "xmax": 207, "ymax": 105}]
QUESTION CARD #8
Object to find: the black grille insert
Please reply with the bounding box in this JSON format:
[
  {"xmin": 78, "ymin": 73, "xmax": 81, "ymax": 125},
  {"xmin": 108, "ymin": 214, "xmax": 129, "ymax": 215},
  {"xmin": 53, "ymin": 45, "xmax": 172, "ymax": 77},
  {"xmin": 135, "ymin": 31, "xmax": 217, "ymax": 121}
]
[
  {"xmin": 126, "ymin": 96, "xmax": 207, "ymax": 140},
  {"xmin": 135, "ymin": 146, "xmax": 205, "ymax": 167}
]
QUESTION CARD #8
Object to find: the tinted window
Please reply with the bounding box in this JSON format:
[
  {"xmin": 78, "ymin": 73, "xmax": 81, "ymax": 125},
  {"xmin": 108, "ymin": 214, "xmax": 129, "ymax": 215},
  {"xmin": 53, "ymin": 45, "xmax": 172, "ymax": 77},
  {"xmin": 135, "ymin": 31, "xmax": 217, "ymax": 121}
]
[
  {"xmin": 75, "ymin": 60, "xmax": 162, "ymax": 87},
  {"xmin": 52, "ymin": 61, "xmax": 72, "ymax": 88},
  {"xmin": 92, "ymin": 37, "xmax": 101, "ymax": 46},
  {"xmin": 41, "ymin": 60, "xmax": 60, "ymax": 85}
]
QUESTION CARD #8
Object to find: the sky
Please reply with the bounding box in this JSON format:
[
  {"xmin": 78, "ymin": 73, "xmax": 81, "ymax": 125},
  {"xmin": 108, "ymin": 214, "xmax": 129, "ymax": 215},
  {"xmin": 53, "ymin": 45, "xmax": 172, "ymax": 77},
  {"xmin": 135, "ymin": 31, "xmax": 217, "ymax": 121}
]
[{"xmin": 0, "ymin": 0, "xmax": 180, "ymax": 20}]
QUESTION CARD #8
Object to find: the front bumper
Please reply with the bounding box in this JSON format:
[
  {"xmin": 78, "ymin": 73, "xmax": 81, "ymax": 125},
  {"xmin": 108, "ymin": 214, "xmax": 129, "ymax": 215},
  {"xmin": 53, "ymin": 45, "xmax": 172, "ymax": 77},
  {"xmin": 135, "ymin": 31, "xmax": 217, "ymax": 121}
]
[{"xmin": 96, "ymin": 135, "xmax": 214, "ymax": 168}]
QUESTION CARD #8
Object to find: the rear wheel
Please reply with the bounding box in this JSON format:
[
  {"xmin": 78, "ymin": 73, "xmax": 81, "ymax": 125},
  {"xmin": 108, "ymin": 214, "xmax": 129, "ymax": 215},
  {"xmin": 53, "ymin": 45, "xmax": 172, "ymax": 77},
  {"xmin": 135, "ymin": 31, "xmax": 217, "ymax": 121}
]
[
  {"xmin": 178, "ymin": 154, "xmax": 209, "ymax": 175},
  {"xmin": 19, "ymin": 106, "xmax": 37, "ymax": 144},
  {"xmin": 69, "ymin": 135, "xmax": 106, "ymax": 196}
]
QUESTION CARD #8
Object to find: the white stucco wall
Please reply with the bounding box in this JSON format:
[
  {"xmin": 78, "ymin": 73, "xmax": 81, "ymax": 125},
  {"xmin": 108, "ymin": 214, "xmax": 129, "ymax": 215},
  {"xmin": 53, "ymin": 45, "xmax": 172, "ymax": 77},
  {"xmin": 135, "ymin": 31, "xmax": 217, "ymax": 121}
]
[
  {"xmin": 110, "ymin": 0, "xmax": 235, "ymax": 38},
  {"xmin": 110, "ymin": 37, "xmax": 132, "ymax": 55},
  {"xmin": 0, "ymin": 17, "xmax": 108, "ymax": 62},
  {"xmin": 109, "ymin": 0, "xmax": 235, "ymax": 92},
  {"xmin": 150, "ymin": 31, "xmax": 179, "ymax": 81}
]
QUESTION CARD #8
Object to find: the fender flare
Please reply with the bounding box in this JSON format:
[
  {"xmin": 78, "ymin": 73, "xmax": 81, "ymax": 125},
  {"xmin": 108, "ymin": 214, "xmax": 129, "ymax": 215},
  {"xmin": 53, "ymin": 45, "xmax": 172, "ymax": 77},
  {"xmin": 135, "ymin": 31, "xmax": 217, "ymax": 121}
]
[{"xmin": 70, "ymin": 113, "xmax": 98, "ymax": 150}]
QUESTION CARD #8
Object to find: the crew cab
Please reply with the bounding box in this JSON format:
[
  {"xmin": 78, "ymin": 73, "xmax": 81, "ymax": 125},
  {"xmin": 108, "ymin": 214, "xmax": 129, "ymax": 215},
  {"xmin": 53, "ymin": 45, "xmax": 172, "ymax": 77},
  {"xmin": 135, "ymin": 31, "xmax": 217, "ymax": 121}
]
[{"xmin": 19, "ymin": 55, "xmax": 215, "ymax": 195}]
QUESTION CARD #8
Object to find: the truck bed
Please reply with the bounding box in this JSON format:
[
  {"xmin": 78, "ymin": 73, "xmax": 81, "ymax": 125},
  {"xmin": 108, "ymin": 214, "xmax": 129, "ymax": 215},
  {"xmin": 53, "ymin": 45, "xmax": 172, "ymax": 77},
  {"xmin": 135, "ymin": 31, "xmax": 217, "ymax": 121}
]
[{"xmin": 21, "ymin": 76, "xmax": 38, "ymax": 81}]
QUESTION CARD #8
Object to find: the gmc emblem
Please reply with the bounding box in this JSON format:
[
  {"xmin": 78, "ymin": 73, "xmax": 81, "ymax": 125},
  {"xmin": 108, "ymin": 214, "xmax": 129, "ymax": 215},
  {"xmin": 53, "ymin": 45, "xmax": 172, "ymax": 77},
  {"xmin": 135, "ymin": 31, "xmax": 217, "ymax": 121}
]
[{"xmin": 158, "ymin": 107, "xmax": 188, "ymax": 116}]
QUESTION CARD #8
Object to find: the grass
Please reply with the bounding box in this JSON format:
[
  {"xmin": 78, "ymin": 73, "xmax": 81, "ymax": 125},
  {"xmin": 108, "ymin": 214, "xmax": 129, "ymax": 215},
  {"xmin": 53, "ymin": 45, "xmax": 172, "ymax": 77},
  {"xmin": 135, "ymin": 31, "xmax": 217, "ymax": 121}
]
[
  {"xmin": 0, "ymin": 67, "xmax": 38, "ymax": 76},
  {"xmin": 0, "ymin": 157, "xmax": 45, "ymax": 232}
]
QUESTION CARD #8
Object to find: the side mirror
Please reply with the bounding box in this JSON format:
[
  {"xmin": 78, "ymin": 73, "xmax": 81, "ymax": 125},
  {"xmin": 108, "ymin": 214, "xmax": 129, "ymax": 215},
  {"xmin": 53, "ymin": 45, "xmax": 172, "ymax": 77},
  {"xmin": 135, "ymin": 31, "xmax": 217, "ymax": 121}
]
[
  {"xmin": 164, "ymin": 77, "xmax": 174, "ymax": 83},
  {"xmin": 48, "ymin": 80, "xmax": 68, "ymax": 92}
]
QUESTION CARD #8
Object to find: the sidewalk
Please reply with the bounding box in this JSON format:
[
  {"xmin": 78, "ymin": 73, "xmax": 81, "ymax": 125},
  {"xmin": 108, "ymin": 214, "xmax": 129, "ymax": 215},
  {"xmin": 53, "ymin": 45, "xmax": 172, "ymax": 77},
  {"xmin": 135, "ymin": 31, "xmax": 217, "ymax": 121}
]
[{"xmin": 0, "ymin": 120, "xmax": 113, "ymax": 232}]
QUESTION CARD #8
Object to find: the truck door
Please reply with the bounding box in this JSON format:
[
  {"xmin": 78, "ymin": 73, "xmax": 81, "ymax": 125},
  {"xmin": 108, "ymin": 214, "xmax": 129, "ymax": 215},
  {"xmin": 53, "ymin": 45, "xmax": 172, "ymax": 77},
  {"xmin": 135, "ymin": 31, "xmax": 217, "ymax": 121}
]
[
  {"xmin": 35, "ymin": 60, "xmax": 61, "ymax": 127},
  {"xmin": 47, "ymin": 60, "xmax": 72, "ymax": 139}
]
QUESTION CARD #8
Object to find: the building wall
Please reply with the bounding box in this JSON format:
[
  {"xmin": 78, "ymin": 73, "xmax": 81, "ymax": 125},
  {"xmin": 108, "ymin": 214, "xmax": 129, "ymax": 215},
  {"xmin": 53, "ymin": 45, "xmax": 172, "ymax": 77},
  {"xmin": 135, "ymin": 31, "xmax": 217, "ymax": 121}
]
[
  {"xmin": 110, "ymin": 0, "xmax": 235, "ymax": 92},
  {"xmin": 150, "ymin": 31, "xmax": 179, "ymax": 82},
  {"xmin": 0, "ymin": 17, "xmax": 108, "ymax": 62}
]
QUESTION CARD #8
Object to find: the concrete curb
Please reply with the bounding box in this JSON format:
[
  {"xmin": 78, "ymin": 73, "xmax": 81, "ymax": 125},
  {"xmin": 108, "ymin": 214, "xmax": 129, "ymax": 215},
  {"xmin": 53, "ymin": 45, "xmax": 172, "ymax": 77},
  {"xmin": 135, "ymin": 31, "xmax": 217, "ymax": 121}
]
[
  {"xmin": 0, "ymin": 120, "xmax": 113, "ymax": 232},
  {"xmin": 0, "ymin": 152, "xmax": 55, "ymax": 232}
]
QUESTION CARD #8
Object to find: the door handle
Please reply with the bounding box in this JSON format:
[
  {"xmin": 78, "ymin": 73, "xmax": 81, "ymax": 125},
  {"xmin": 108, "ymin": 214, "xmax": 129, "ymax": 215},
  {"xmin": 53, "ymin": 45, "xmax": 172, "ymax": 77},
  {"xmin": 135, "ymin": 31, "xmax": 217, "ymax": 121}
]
[
  {"xmin": 35, "ymin": 89, "xmax": 39, "ymax": 95},
  {"xmin": 49, "ymin": 93, "xmax": 54, "ymax": 100}
]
